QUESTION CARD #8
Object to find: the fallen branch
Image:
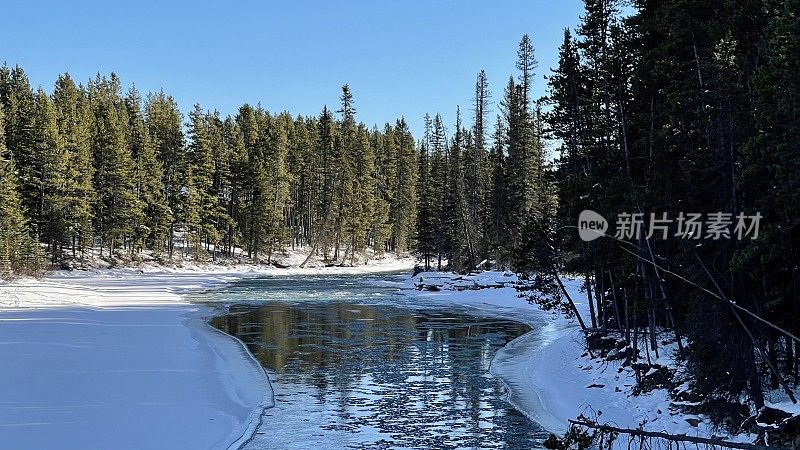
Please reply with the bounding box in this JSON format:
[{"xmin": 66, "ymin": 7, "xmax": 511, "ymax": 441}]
[{"xmin": 569, "ymin": 419, "xmax": 783, "ymax": 450}]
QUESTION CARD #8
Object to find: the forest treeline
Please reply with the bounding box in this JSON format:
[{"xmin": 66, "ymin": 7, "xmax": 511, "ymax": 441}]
[
  {"xmin": 1, "ymin": 0, "xmax": 799, "ymax": 427},
  {"xmin": 0, "ymin": 73, "xmax": 418, "ymax": 269},
  {"xmin": 0, "ymin": 34, "xmax": 546, "ymax": 275}
]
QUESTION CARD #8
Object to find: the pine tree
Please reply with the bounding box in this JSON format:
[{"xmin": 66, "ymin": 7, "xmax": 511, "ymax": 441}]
[
  {"xmin": 429, "ymin": 114, "xmax": 449, "ymax": 270},
  {"xmin": 187, "ymin": 104, "xmax": 220, "ymax": 258},
  {"xmin": 547, "ymin": 29, "xmax": 590, "ymax": 276},
  {"xmin": 344, "ymin": 124, "xmax": 376, "ymax": 263},
  {"xmin": 547, "ymin": 29, "xmax": 587, "ymax": 227},
  {"xmin": 487, "ymin": 115, "xmax": 508, "ymax": 265},
  {"xmin": 470, "ymin": 70, "xmax": 492, "ymax": 264},
  {"xmin": 315, "ymin": 106, "xmax": 337, "ymax": 261},
  {"xmin": 0, "ymin": 69, "xmax": 419, "ymax": 270},
  {"xmin": 2, "ymin": 67, "xmax": 39, "ymax": 239},
  {"xmin": 446, "ymin": 108, "xmax": 472, "ymax": 270},
  {"xmin": 235, "ymin": 104, "xmax": 262, "ymax": 259},
  {"xmin": 224, "ymin": 116, "xmax": 247, "ymax": 257},
  {"xmin": 0, "ymin": 108, "xmax": 40, "ymax": 277},
  {"xmin": 335, "ymin": 85, "xmax": 357, "ymax": 262},
  {"xmin": 33, "ymin": 88, "xmax": 69, "ymax": 264},
  {"xmin": 415, "ymin": 114, "xmax": 436, "ymax": 270},
  {"xmin": 234, "ymin": 105, "xmax": 290, "ymax": 262},
  {"xmin": 518, "ymin": 34, "xmax": 545, "ymax": 221},
  {"xmin": 501, "ymin": 76, "xmax": 527, "ymax": 251},
  {"xmin": 88, "ymin": 74, "xmax": 139, "ymax": 258},
  {"xmin": 261, "ymin": 113, "xmax": 291, "ymax": 261},
  {"xmin": 145, "ymin": 91, "xmax": 185, "ymax": 257},
  {"xmin": 208, "ymin": 111, "xmax": 233, "ymax": 258},
  {"xmin": 186, "ymin": 106, "xmax": 234, "ymax": 259},
  {"xmin": 53, "ymin": 73, "xmax": 94, "ymax": 263},
  {"xmin": 125, "ymin": 87, "xmax": 168, "ymax": 253},
  {"xmin": 370, "ymin": 126, "xmax": 393, "ymax": 255},
  {"xmin": 735, "ymin": 0, "xmax": 800, "ymax": 405},
  {"xmin": 392, "ymin": 118, "xmax": 417, "ymax": 255},
  {"xmin": 517, "ymin": 34, "xmax": 537, "ymax": 111},
  {"xmin": 286, "ymin": 115, "xmax": 316, "ymax": 250}
]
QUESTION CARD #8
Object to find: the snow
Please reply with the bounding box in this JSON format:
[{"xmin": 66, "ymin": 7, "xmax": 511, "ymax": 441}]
[
  {"xmin": 0, "ymin": 254, "xmax": 415, "ymax": 449},
  {"xmin": 399, "ymin": 271, "xmax": 753, "ymax": 444},
  {"xmin": 0, "ymin": 307, "xmax": 271, "ymax": 450},
  {"xmin": 766, "ymin": 399, "xmax": 800, "ymax": 416}
]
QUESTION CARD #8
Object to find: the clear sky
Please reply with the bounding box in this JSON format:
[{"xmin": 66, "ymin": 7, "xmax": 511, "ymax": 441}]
[{"xmin": 1, "ymin": 0, "xmax": 584, "ymax": 137}]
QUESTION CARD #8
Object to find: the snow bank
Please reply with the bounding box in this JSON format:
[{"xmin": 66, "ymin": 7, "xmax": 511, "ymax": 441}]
[{"xmin": 0, "ymin": 306, "xmax": 272, "ymax": 450}]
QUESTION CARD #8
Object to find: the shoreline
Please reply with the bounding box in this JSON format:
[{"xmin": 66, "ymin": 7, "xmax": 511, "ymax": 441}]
[
  {"xmin": 490, "ymin": 320, "xmax": 575, "ymax": 435},
  {"xmin": 393, "ymin": 271, "xmax": 575, "ymax": 434},
  {"xmin": 396, "ymin": 271, "xmax": 748, "ymax": 444},
  {"xmin": 0, "ymin": 305, "xmax": 269, "ymax": 449},
  {"xmin": 187, "ymin": 307, "xmax": 275, "ymax": 450}
]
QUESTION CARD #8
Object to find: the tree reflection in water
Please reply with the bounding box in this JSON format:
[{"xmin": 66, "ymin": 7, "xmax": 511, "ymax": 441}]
[{"xmin": 208, "ymin": 276, "xmax": 549, "ymax": 449}]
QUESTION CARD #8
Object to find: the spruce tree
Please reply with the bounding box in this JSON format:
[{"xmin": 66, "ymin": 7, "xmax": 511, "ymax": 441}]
[
  {"xmin": 487, "ymin": 115, "xmax": 507, "ymax": 265},
  {"xmin": 223, "ymin": 116, "xmax": 247, "ymax": 257},
  {"xmin": 470, "ymin": 70, "xmax": 492, "ymax": 264},
  {"xmin": 125, "ymin": 87, "xmax": 168, "ymax": 253},
  {"xmin": 392, "ymin": 118, "xmax": 417, "ymax": 254},
  {"xmin": 261, "ymin": 113, "xmax": 291, "ymax": 261},
  {"xmin": 53, "ymin": 73, "xmax": 95, "ymax": 263},
  {"xmin": 34, "ymin": 88, "xmax": 69, "ymax": 264},
  {"xmin": 88, "ymin": 75, "xmax": 138, "ymax": 258},
  {"xmin": 315, "ymin": 106, "xmax": 337, "ymax": 260},
  {"xmin": 0, "ymin": 108, "xmax": 39, "ymax": 277},
  {"xmin": 370, "ymin": 126, "xmax": 393, "ymax": 255},
  {"xmin": 208, "ymin": 111, "xmax": 233, "ymax": 257},
  {"xmin": 3, "ymin": 67, "xmax": 39, "ymax": 238},
  {"xmin": 335, "ymin": 85, "xmax": 357, "ymax": 262},
  {"xmin": 145, "ymin": 91, "xmax": 185, "ymax": 257},
  {"xmin": 415, "ymin": 114, "xmax": 436, "ymax": 270}
]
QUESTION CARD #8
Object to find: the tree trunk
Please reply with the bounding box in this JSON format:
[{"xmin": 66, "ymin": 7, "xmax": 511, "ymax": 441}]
[{"xmin": 585, "ymin": 269, "xmax": 597, "ymax": 329}]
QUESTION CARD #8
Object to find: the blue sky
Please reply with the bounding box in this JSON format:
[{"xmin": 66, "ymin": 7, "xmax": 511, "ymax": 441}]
[{"xmin": 1, "ymin": 0, "xmax": 584, "ymax": 137}]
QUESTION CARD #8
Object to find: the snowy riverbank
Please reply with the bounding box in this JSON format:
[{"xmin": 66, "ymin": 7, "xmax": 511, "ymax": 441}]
[
  {"xmin": 0, "ymin": 306, "xmax": 271, "ymax": 450},
  {"xmin": 398, "ymin": 271, "xmax": 751, "ymax": 444},
  {"xmin": 0, "ymin": 255, "xmax": 415, "ymax": 449}
]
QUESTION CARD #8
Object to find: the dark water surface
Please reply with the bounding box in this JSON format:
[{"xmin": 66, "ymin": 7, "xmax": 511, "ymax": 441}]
[{"xmin": 202, "ymin": 274, "xmax": 548, "ymax": 449}]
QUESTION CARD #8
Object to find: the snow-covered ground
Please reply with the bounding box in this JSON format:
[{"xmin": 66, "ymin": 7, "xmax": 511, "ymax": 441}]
[
  {"xmin": 0, "ymin": 306, "xmax": 270, "ymax": 450},
  {"xmin": 399, "ymin": 271, "xmax": 749, "ymax": 444},
  {"xmin": 0, "ymin": 255, "xmax": 414, "ymax": 449}
]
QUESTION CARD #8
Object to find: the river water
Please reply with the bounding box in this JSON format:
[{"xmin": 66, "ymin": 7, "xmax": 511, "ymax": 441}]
[{"xmin": 199, "ymin": 273, "xmax": 548, "ymax": 449}]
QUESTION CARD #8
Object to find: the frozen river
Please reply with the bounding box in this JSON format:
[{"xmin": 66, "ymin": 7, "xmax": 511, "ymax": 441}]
[{"xmin": 199, "ymin": 273, "xmax": 549, "ymax": 449}]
